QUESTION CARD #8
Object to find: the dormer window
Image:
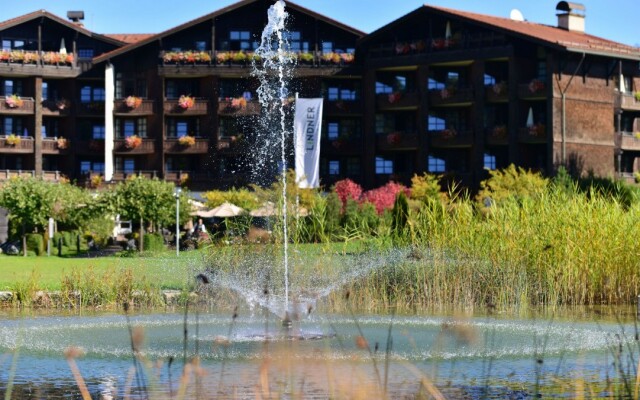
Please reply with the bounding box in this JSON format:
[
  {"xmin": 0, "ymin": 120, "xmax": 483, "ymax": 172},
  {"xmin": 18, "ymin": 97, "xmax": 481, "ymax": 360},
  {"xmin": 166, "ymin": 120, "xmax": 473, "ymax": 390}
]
[{"xmin": 230, "ymin": 30, "xmax": 252, "ymax": 50}]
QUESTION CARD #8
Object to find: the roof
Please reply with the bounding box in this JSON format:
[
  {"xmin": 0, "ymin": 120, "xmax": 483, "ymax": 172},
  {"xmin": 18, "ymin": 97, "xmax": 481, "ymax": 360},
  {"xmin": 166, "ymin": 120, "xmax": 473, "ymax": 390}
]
[
  {"xmin": 94, "ymin": 0, "xmax": 366, "ymax": 64},
  {"xmin": 363, "ymin": 4, "xmax": 640, "ymax": 61},
  {"xmin": 0, "ymin": 9, "xmax": 126, "ymax": 47},
  {"xmin": 104, "ymin": 34, "xmax": 155, "ymax": 44}
]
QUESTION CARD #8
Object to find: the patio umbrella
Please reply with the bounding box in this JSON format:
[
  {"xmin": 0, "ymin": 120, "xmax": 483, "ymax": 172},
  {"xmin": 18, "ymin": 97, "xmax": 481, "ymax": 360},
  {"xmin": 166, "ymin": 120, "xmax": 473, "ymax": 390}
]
[
  {"xmin": 197, "ymin": 202, "xmax": 245, "ymax": 218},
  {"xmin": 250, "ymin": 201, "xmax": 276, "ymax": 217},
  {"xmin": 526, "ymin": 107, "xmax": 534, "ymax": 127},
  {"xmin": 445, "ymin": 21, "xmax": 452, "ymax": 39},
  {"xmin": 60, "ymin": 38, "xmax": 67, "ymax": 55}
]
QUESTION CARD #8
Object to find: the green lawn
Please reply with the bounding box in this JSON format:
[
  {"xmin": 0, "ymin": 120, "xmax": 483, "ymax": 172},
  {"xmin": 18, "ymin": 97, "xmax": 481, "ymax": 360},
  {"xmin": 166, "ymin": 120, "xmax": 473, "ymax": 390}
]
[{"xmin": 0, "ymin": 250, "xmax": 207, "ymax": 291}]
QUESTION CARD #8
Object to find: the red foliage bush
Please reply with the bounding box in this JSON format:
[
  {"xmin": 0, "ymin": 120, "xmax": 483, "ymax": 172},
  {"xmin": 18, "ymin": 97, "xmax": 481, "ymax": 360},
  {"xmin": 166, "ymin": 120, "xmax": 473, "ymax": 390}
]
[
  {"xmin": 333, "ymin": 179, "xmax": 362, "ymax": 211},
  {"xmin": 361, "ymin": 181, "xmax": 410, "ymax": 214}
]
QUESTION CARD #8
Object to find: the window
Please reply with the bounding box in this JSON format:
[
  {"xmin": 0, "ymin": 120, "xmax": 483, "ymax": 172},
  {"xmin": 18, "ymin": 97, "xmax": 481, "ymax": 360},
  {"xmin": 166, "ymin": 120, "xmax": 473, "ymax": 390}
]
[
  {"xmin": 176, "ymin": 122, "xmax": 188, "ymax": 138},
  {"xmin": 346, "ymin": 157, "xmax": 360, "ymax": 176},
  {"xmin": 428, "ymin": 156, "xmax": 446, "ymax": 173},
  {"xmin": 80, "ymin": 86, "xmax": 105, "ymax": 103},
  {"xmin": 78, "ymin": 48, "xmax": 94, "ymax": 59},
  {"xmin": 327, "ymin": 123, "xmax": 339, "ymax": 140},
  {"xmin": 92, "ymin": 125, "xmax": 105, "ymax": 139},
  {"xmin": 537, "ymin": 61, "xmax": 547, "ymax": 80},
  {"xmin": 165, "ymin": 79, "xmax": 197, "ymax": 99},
  {"xmin": 3, "ymin": 80, "xmax": 22, "ymax": 96},
  {"xmin": 230, "ymin": 30, "xmax": 252, "ymax": 50},
  {"xmin": 428, "ymin": 115, "xmax": 446, "ymax": 131},
  {"xmin": 484, "ymin": 74, "xmax": 496, "ymax": 86},
  {"xmin": 194, "ymin": 41, "xmax": 206, "ymax": 51},
  {"xmin": 484, "ymin": 153, "xmax": 496, "ymax": 170},
  {"xmin": 375, "ymin": 157, "xmax": 393, "ymax": 174},
  {"xmin": 322, "ymin": 42, "xmax": 333, "ymax": 54},
  {"xmin": 2, "ymin": 117, "xmax": 24, "ymax": 136},
  {"xmin": 428, "ymin": 78, "xmax": 444, "ymax": 90},
  {"xmin": 284, "ymin": 31, "xmax": 303, "ymax": 52},
  {"xmin": 115, "ymin": 118, "xmax": 147, "ymax": 138},
  {"xmin": 328, "ymin": 160, "xmax": 340, "ymax": 175},
  {"xmin": 167, "ymin": 118, "xmax": 200, "ymax": 138},
  {"xmin": 1, "ymin": 40, "xmax": 9, "ymax": 51},
  {"xmin": 42, "ymin": 119, "xmax": 59, "ymax": 138},
  {"xmin": 80, "ymin": 161, "xmax": 104, "ymax": 174},
  {"xmin": 328, "ymin": 87, "xmax": 339, "ymax": 101},
  {"xmin": 123, "ymin": 159, "xmax": 135, "ymax": 173}
]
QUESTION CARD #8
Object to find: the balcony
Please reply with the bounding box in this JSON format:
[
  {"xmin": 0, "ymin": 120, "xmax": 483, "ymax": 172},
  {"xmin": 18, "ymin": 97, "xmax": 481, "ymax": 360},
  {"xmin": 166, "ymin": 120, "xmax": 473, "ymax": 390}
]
[
  {"xmin": 216, "ymin": 136, "xmax": 246, "ymax": 154},
  {"xmin": 518, "ymin": 125, "xmax": 547, "ymax": 143},
  {"xmin": 324, "ymin": 100, "xmax": 363, "ymax": 115},
  {"xmin": 485, "ymin": 126, "xmax": 509, "ymax": 146},
  {"xmin": 111, "ymin": 170, "xmax": 159, "ymax": 182},
  {"xmin": 163, "ymin": 98, "xmax": 209, "ymax": 115},
  {"xmin": 164, "ymin": 170, "xmax": 213, "ymax": 187},
  {"xmin": 113, "ymin": 138, "xmax": 156, "ymax": 154},
  {"xmin": 429, "ymin": 129, "xmax": 473, "ymax": 148},
  {"xmin": 0, "ymin": 50, "xmax": 81, "ymax": 78},
  {"xmin": 376, "ymin": 92, "xmax": 419, "ymax": 110},
  {"xmin": 367, "ymin": 33, "xmax": 509, "ymax": 59},
  {"xmin": 485, "ymin": 84, "xmax": 509, "ymax": 103},
  {"xmin": 428, "ymin": 87, "xmax": 474, "ymax": 107},
  {"xmin": 518, "ymin": 81, "xmax": 546, "ymax": 100},
  {"xmin": 42, "ymin": 137, "xmax": 70, "ymax": 154},
  {"xmin": 164, "ymin": 138, "xmax": 209, "ymax": 154},
  {"xmin": 615, "ymin": 93, "xmax": 640, "ymax": 111},
  {"xmin": 618, "ymin": 132, "xmax": 640, "ymax": 151},
  {"xmin": 376, "ymin": 132, "xmax": 419, "ymax": 151},
  {"xmin": 74, "ymin": 140, "xmax": 105, "ymax": 154},
  {"xmin": 0, "ymin": 136, "xmax": 34, "ymax": 153},
  {"xmin": 217, "ymin": 99, "xmax": 261, "ymax": 116},
  {"xmin": 113, "ymin": 98, "xmax": 155, "ymax": 115},
  {"xmin": 322, "ymin": 138, "xmax": 362, "ymax": 154},
  {"xmin": 76, "ymin": 101, "xmax": 105, "ymax": 116},
  {"xmin": 41, "ymin": 99, "xmax": 71, "ymax": 116},
  {"xmin": 0, "ymin": 169, "xmax": 64, "ymax": 182},
  {"xmin": 0, "ymin": 97, "xmax": 35, "ymax": 114}
]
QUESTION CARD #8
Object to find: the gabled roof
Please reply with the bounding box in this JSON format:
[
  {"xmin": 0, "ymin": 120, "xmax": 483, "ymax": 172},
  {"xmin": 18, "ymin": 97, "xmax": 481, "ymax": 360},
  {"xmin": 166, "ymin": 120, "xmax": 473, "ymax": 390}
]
[
  {"xmin": 104, "ymin": 34, "xmax": 155, "ymax": 44},
  {"xmin": 0, "ymin": 10, "xmax": 126, "ymax": 47},
  {"xmin": 94, "ymin": 0, "xmax": 366, "ymax": 64},
  {"xmin": 362, "ymin": 4, "xmax": 640, "ymax": 61}
]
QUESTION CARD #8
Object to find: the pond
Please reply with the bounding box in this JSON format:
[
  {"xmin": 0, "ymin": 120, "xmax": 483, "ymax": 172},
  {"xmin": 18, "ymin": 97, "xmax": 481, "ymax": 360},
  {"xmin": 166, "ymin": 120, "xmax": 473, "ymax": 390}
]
[{"xmin": 1, "ymin": 307, "xmax": 637, "ymax": 398}]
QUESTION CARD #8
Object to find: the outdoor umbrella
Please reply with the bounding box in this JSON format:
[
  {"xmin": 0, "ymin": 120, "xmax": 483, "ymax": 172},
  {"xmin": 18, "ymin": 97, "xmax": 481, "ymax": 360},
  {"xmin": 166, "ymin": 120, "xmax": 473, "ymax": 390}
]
[
  {"xmin": 250, "ymin": 201, "xmax": 276, "ymax": 217},
  {"xmin": 197, "ymin": 202, "xmax": 245, "ymax": 218}
]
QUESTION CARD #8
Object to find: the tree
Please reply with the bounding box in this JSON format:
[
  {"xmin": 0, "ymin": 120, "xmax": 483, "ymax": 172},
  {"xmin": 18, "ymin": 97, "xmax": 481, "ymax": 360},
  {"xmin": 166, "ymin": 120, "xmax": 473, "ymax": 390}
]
[{"xmin": 105, "ymin": 177, "xmax": 190, "ymax": 251}]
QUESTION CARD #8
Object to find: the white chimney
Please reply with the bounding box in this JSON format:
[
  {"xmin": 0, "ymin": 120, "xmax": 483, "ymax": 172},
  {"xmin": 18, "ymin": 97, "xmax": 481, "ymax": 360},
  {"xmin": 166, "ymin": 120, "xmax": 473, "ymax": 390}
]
[{"xmin": 556, "ymin": 2, "xmax": 585, "ymax": 33}]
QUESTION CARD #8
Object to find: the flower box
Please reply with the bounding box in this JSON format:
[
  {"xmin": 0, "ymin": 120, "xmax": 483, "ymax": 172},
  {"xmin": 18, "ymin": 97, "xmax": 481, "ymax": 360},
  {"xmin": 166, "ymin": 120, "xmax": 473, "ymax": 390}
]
[
  {"xmin": 56, "ymin": 137, "xmax": 68, "ymax": 149},
  {"xmin": 178, "ymin": 136, "xmax": 196, "ymax": 147},
  {"xmin": 125, "ymin": 135, "xmax": 142, "ymax": 149},
  {"xmin": 5, "ymin": 134, "xmax": 21, "ymax": 146},
  {"xmin": 5, "ymin": 95, "xmax": 24, "ymax": 109},
  {"xmin": 124, "ymin": 96, "xmax": 142, "ymax": 109},
  {"xmin": 178, "ymin": 95, "xmax": 195, "ymax": 109}
]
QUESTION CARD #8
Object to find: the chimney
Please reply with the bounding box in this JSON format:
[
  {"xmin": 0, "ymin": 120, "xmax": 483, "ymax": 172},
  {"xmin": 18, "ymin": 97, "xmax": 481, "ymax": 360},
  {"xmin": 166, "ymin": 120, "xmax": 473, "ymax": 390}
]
[
  {"xmin": 67, "ymin": 11, "xmax": 85, "ymax": 27},
  {"xmin": 556, "ymin": 2, "xmax": 585, "ymax": 32}
]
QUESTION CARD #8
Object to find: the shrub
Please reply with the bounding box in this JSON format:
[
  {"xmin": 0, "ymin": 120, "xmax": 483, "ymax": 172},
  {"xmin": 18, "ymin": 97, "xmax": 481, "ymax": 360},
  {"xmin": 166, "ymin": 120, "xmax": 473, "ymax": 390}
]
[
  {"xmin": 333, "ymin": 179, "xmax": 363, "ymax": 212},
  {"xmin": 143, "ymin": 233, "xmax": 165, "ymax": 252},
  {"xmin": 26, "ymin": 233, "xmax": 44, "ymax": 256},
  {"xmin": 476, "ymin": 164, "xmax": 548, "ymax": 207},
  {"xmin": 391, "ymin": 191, "xmax": 409, "ymax": 240},
  {"xmin": 361, "ymin": 181, "xmax": 410, "ymax": 215},
  {"xmin": 410, "ymin": 173, "xmax": 442, "ymax": 203}
]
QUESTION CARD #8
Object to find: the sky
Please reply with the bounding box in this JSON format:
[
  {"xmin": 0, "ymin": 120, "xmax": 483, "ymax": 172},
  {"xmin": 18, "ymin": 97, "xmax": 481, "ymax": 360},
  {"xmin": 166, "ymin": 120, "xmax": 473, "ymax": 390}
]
[{"xmin": 2, "ymin": 0, "xmax": 639, "ymax": 47}]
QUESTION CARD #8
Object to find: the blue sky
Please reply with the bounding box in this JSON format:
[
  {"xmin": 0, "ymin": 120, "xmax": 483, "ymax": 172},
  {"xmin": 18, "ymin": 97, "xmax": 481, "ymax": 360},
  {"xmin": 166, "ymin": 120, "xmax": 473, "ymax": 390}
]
[{"xmin": 3, "ymin": 0, "xmax": 639, "ymax": 47}]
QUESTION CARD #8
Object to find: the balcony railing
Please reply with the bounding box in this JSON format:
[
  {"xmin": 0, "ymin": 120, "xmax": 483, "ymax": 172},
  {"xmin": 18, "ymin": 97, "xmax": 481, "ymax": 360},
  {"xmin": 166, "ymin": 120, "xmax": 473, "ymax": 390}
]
[
  {"xmin": 159, "ymin": 50, "xmax": 355, "ymax": 69},
  {"xmin": 113, "ymin": 99, "xmax": 155, "ymax": 115},
  {"xmin": 618, "ymin": 132, "xmax": 640, "ymax": 151},
  {"xmin": 518, "ymin": 126, "xmax": 547, "ymax": 143},
  {"xmin": 163, "ymin": 98, "xmax": 209, "ymax": 115},
  {"xmin": 0, "ymin": 169, "xmax": 63, "ymax": 182},
  {"xmin": 217, "ymin": 136, "xmax": 246, "ymax": 153},
  {"xmin": 0, "ymin": 97, "xmax": 35, "ymax": 114},
  {"xmin": 485, "ymin": 126, "xmax": 509, "ymax": 146},
  {"xmin": 367, "ymin": 32, "xmax": 508, "ymax": 59},
  {"xmin": 615, "ymin": 93, "xmax": 640, "ymax": 111},
  {"xmin": 0, "ymin": 136, "xmax": 34, "ymax": 153},
  {"xmin": 429, "ymin": 129, "xmax": 473, "ymax": 148},
  {"xmin": 0, "ymin": 50, "xmax": 79, "ymax": 77},
  {"xmin": 324, "ymin": 100, "xmax": 363, "ymax": 115},
  {"xmin": 111, "ymin": 170, "xmax": 159, "ymax": 182},
  {"xmin": 42, "ymin": 137, "xmax": 71, "ymax": 154},
  {"xmin": 163, "ymin": 138, "xmax": 209, "ymax": 154},
  {"xmin": 76, "ymin": 101, "xmax": 105, "ymax": 115},
  {"xmin": 113, "ymin": 138, "xmax": 156, "ymax": 154},
  {"xmin": 322, "ymin": 138, "xmax": 362, "ymax": 154},
  {"xmin": 518, "ymin": 81, "xmax": 546, "ymax": 100},
  {"xmin": 376, "ymin": 92, "xmax": 419, "ymax": 110},
  {"xmin": 428, "ymin": 87, "xmax": 474, "ymax": 106},
  {"xmin": 485, "ymin": 84, "xmax": 509, "ymax": 103},
  {"xmin": 164, "ymin": 170, "xmax": 212, "ymax": 185},
  {"xmin": 41, "ymin": 99, "xmax": 71, "ymax": 116},
  {"xmin": 217, "ymin": 99, "xmax": 261, "ymax": 116},
  {"xmin": 376, "ymin": 132, "xmax": 419, "ymax": 151}
]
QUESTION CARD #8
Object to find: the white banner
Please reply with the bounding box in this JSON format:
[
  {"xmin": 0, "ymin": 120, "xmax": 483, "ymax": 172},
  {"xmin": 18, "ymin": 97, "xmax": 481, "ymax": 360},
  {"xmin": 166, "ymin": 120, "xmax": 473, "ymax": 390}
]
[
  {"xmin": 294, "ymin": 98, "xmax": 323, "ymax": 188},
  {"xmin": 104, "ymin": 63, "xmax": 115, "ymax": 182}
]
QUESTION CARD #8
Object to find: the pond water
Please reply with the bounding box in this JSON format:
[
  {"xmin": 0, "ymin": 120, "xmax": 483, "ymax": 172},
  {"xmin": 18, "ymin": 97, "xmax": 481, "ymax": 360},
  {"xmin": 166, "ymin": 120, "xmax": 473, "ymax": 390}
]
[{"xmin": 1, "ymin": 307, "xmax": 637, "ymax": 398}]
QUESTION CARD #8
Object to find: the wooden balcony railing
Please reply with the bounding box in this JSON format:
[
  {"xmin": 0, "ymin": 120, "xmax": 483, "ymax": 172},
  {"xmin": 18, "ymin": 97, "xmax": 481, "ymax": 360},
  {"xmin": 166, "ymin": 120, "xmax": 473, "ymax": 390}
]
[
  {"xmin": 42, "ymin": 138, "xmax": 71, "ymax": 154},
  {"xmin": 0, "ymin": 50, "xmax": 80, "ymax": 77},
  {"xmin": 76, "ymin": 101, "xmax": 105, "ymax": 115},
  {"xmin": 163, "ymin": 98, "xmax": 209, "ymax": 115},
  {"xmin": 615, "ymin": 93, "xmax": 640, "ymax": 111},
  {"xmin": 618, "ymin": 132, "xmax": 640, "ymax": 151},
  {"xmin": 0, "ymin": 169, "xmax": 63, "ymax": 182},
  {"xmin": 216, "ymin": 137, "xmax": 246, "ymax": 153},
  {"xmin": 376, "ymin": 92, "xmax": 419, "ymax": 110},
  {"xmin": 113, "ymin": 99, "xmax": 155, "ymax": 115},
  {"xmin": 111, "ymin": 170, "xmax": 159, "ymax": 181},
  {"xmin": 485, "ymin": 126, "xmax": 509, "ymax": 146},
  {"xmin": 485, "ymin": 85, "xmax": 509, "ymax": 103},
  {"xmin": 113, "ymin": 139, "xmax": 156, "ymax": 154},
  {"xmin": 429, "ymin": 129, "xmax": 473, "ymax": 148},
  {"xmin": 0, "ymin": 136, "xmax": 34, "ymax": 153},
  {"xmin": 217, "ymin": 100, "xmax": 261, "ymax": 116},
  {"xmin": 41, "ymin": 99, "xmax": 71, "ymax": 116},
  {"xmin": 0, "ymin": 97, "xmax": 35, "ymax": 114},
  {"xmin": 518, "ymin": 82, "xmax": 547, "ymax": 100},
  {"xmin": 322, "ymin": 138, "xmax": 362, "ymax": 154},
  {"xmin": 159, "ymin": 50, "xmax": 355, "ymax": 69},
  {"xmin": 367, "ymin": 33, "xmax": 508, "ymax": 59},
  {"xmin": 428, "ymin": 87, "xmax": 474, "ymax": 106},
  {"xmin": 163, "ymin": 138, "xmax": 209, "ymax": 154},
  {"xmin": 376, "ymin": 133, "xmax": 419, "ymax": 151},
  {"xmin": 323, "ymin": 100, "xmax": 363, "ymax": 115},
  {"xmin": 518, "ymin": 126, "xmax": 547, "ymax": 143}
]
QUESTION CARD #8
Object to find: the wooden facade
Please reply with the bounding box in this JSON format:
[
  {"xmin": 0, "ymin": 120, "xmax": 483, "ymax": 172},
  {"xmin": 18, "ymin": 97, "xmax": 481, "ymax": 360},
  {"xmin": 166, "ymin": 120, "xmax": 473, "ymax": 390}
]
[{"xmin": 0, "ymin": 1, "xmax": 639, "ymax": 189}]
